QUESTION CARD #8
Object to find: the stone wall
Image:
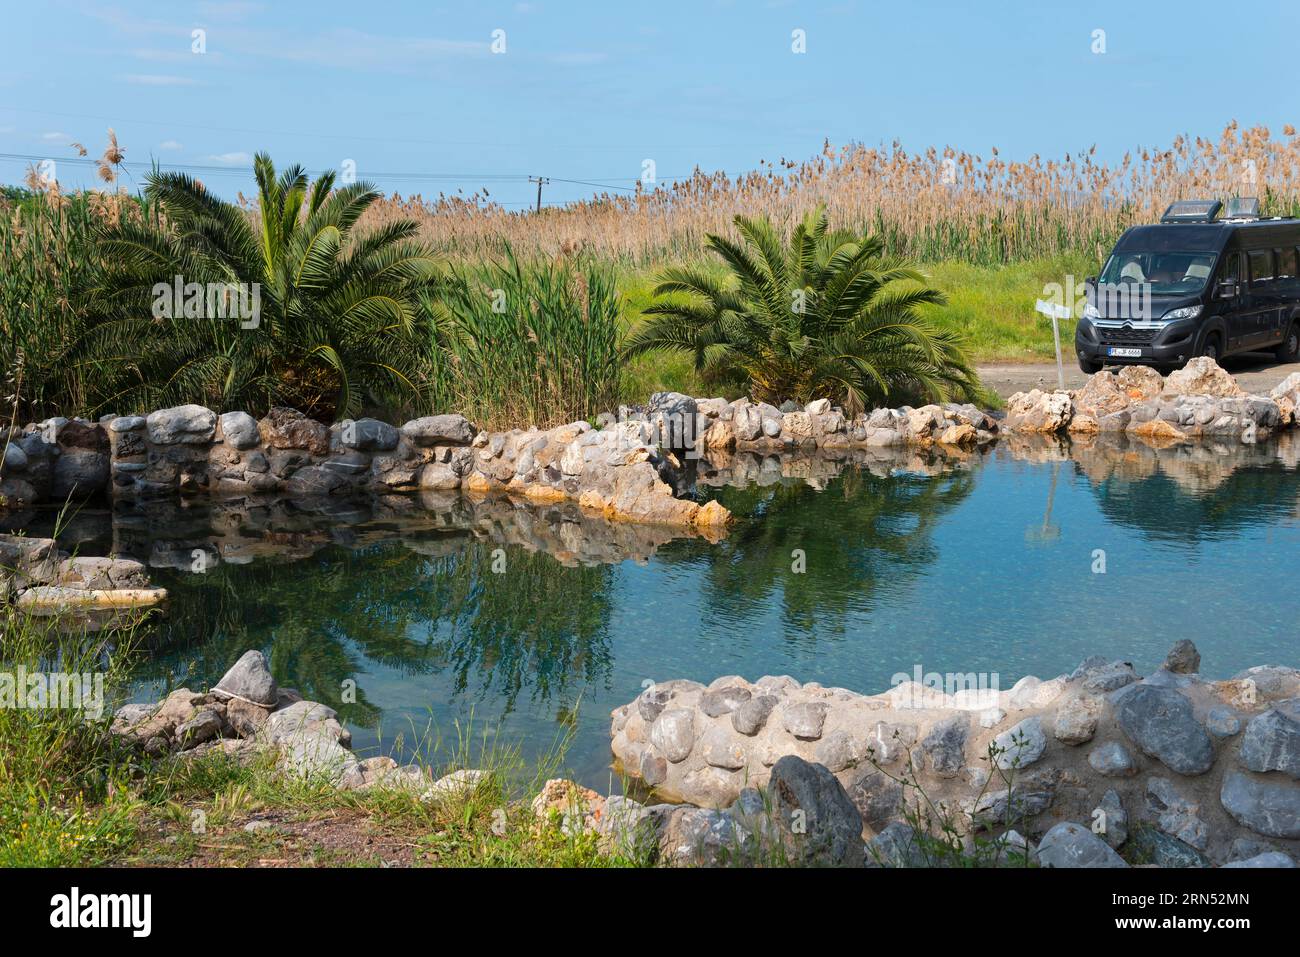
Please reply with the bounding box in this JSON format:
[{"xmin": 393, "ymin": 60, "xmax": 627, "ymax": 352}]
[
  {"xmin": 1, "ymin": 405, "xmax": 731, "ymax": 529},
  {"xmin": 609, "ymin": 641, "xmax": 1300, "ymax": 867},
  {"xmin": 0, "ymin": 532, "xmax": 165, "ymax": 612},
  {"xmin": 1004, "ymin": 358, "xmax": 1300, "ymax": 443},
  {"xmin": 1, "ymin": 392, "xmax": 999, "ymax": 527},
  {"xmin": 5, "ymin": 358, "xmax": 1299, "ymax": 526}
]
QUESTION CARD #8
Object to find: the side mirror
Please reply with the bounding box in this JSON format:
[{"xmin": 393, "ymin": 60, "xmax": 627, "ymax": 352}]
[
  {"xmin": 1085, "ymin": 276, "xmax": 1097, "ymax": 286},
  {"xmin": 1216, "ymin": 279, "xmax": 1239, "ymax": 300}
]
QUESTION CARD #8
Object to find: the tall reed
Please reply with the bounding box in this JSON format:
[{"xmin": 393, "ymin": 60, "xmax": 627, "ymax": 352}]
[
  {"xmin": 359, "ymin": 121, "xmax": 1300, "ymax": 268},
  {"xmin": 0, "ymin": 185, "xmax": 145, "ymax": 423},
  {"xmin": 425, "ymin": 248, "xmax": 623, "ymax": 430}
]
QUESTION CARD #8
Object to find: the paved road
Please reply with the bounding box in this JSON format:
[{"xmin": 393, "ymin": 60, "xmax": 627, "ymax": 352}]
[{"xmin": 977, "ymin": 352, "xmax": 1300, "ymax": 400}]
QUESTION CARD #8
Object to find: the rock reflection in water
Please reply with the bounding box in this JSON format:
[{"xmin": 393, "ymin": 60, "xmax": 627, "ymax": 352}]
[
  {"xmin": 3, "ymin": 433, "xmax": 1297, "ymax": 777},
  {"xmin": 1002, "ymin": 431, "xmax": 1300, "ymax": 544}
]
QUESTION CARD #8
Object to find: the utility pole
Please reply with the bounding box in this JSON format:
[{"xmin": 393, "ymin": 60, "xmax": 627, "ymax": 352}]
[{"xmin": 528, "ymin": 175, "xmax": 549, "ymax": 212}]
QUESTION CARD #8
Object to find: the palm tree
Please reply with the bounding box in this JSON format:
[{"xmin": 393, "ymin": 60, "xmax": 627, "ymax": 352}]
[
  {"xmin": 76, "ymin": 153, "xmax": 442, "ymax": 420},
  {"xmin": 624, "ymin": 206, "xmax": 983, "ymax": 413}
]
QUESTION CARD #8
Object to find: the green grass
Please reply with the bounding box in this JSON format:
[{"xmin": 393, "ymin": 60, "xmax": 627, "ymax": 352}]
[
  {"xmin": 125, "ymin": 731, "xmax": 653, "ymax": 868},
  {"xmin": 0, "ymin": 597, "xmax": 652, "ymax": 868},
  {"xmin": 0, "ymin": 604, "xmax": 147, "ymax": 866},
  {"xmin": 615, "ymin": 253, "xmax": 1101, "ymax": 405},
  {"xmin": 922, "ymin": 254, "xmax": 1096, "ymax": 363}
]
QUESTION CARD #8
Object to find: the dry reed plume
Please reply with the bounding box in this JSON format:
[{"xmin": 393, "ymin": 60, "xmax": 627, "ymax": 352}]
[{"xmin": 356, "ymin": 122, "xmax": 1300, "ymax": 267}]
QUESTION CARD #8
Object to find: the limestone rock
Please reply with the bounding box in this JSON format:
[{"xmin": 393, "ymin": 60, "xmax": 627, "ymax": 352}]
[
  {"xmin": 1146, "ymin": 776, "xmax": 1208, "ymax": 849},
  {"xmin": 211, "ymin": 649, "xmax": 278, "ymax": 706},
  {"xmin": 175, "ymin": 709, "xmax": 223, "ymax": 749},
  {"xmin": 732, "ymin": 694, "xmax": 778, "ymax": 736},
  {"xmin": 1036, "ymin": 822, "xmax": 1128, "ymax": 868},
  {"xmin": 1128, "ymin": 826, "xmax": 1209, "ymax": 867},
  {"xmin": 259, "ymin": 407, "xmax": 330, "ymax": 457},
  {"xmin": 1223, "ymin": 851, "xmax": 1296, "ymax": 868},
  {"xmin": 1095, "ymin": 788, "xmax": 1128, "ymax": 849},
  {"xmin": 1206, "ymin": 706, "xmax": 1242, "ymax": 738},
  {"xmin": 993, "ymin": 716, "xmax": 1047, "ymax": 770},
  {"xmin": 922, "ymin": 714, "xmax": 968, "ymax": 778},
  {"xmin": 1054, "ymin": 695, "xmax": 1103, "ymax": 745},
  {"xmin": 284, "ymin": 464, "xmax": 350, "ymax": 497},
  {"xmin": 658, "ymin": 806, "xmax": 747, "ymax": 867},
  {"xmin": 340, "ymin": 418, "xmax": 399, "ymax": 452},
  {"xmin": 864, "ymin": 821, "xmax": 925, "ymax": 868},
  {"xmin": 782, "ymin": 701, "xmax": 829, "ymax": 740},
  {"xmin": 1220, "ymin": 771, "xmax": 1300, "ymax": 838},
  {"xmin": 1239, "ymin": 700, "xmax": 1300, "ymax": 777},
  {"xmin": 649, "ymin": 708, "xmax": 695, "ymax": 762},
  {"xmin": 1163, "ymin": 639, "xmax": 1201, "ymax": 675},
  {"xmin": 225, "ymin": 697, "xmax": 271, "ymax": 738},
  {"xmin": 1117, "ymin": 684, "xmax": 1214, "ymax": 775},
  {"xmin": 765, "ymin": 755, "xmax": 864, "ymax": 866},
  {"xmin": 218, "ymin": 411, "xmax": 260, "ymax": 449},
  {"xmin": 1004, "ymin": 389, "xmax": 1073, "ymax": 433},
  {"xmin": 700, "ymin": 684, "xmax": 751, "ymax": 717},
  {"xmin": 264, "ymin": 700, "xmax": 348, "ymax": 748},
  {"xmin": 278, "ymin": 728, "xmax": 360, "ymax": 786},
  {"xmin": 147, "ymin": 404, "xmax": 217, "ymax": 444},
  {"xmin": 1088, "ymin": 741, "xmax": 1138, "ymax": 777},
  {"xmin": 402, "ymin": 415, "xmax": 476, "ymax": 447},
  {"xmin": 1163, "ymin": 357, "xmax": 1244, "ymax": 399}
]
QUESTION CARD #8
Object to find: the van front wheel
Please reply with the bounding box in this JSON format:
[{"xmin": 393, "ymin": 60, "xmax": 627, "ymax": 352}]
[
  {"xmin": 1199, "ymin": 333, "xmax": 1222, "ymax": 363},
  {"xmin": 1078, "ymin": 358, "xmax": 1103, "ymax": 374},
  {"xmin": 1275, "ymin": 322, "xmax": 1300, "ymax": 363}
]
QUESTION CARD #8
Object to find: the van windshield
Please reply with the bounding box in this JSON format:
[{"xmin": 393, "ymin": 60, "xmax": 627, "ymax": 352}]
[{"xmin": 1098, "ymin": 251, "xmax": 1217, "ymax": 295}]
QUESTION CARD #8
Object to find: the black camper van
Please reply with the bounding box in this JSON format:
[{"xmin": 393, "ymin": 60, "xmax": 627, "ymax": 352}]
[{"xmin": 1074, "ymin": 198, "xmax": 1300, "ymax": 373}]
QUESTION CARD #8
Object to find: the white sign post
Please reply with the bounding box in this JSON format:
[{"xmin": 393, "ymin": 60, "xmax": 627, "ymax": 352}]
[{"xmin": 1034, "ymin": 299, "xmax": 1072, "ymax": 390}]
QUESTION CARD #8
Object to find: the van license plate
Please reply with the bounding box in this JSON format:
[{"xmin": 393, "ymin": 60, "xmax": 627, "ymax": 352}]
[{"xmin": 1107, "ymin": 348, "xmax": 1142, "ymax": 358}]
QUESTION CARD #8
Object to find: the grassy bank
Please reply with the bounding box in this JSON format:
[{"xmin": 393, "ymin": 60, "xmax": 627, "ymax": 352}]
[{"xmin": 0, "ymin": 604, "xmax": 646, "ymax": 868}]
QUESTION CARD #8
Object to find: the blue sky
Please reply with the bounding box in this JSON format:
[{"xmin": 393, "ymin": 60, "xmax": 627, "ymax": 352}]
[{"xmin": 3, "ymin": 0, "xmax": 1298, "ymax": 206}]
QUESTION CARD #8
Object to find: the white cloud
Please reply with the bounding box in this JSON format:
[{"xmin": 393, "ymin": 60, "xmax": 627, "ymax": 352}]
[
  {"xmin": 121, "ymin": 73, "xmax": 199, "ymax": 86},
  {"xmin": 159, "ymin": 140, "xmax": 184, "ymax": 151},
  {"xmin": 514, "ymin": 2, "xmax": 540, "ymax": 12},
  {"xmin": 206, "ymin": 152, "xmax": 252, "ymax": 164},
  {"xmin": 41, "ymin": 131, "xmax": 69, "ymax": 141}
]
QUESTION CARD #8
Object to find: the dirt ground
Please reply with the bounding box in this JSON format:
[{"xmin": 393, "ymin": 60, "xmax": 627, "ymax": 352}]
[
  {"xmin": 126, "ymin": 809, "xmax": 433, "ymax": 868},
  {"xmin": 977, "ymin": 352, "xmax": 1300, "ymax": 401}
]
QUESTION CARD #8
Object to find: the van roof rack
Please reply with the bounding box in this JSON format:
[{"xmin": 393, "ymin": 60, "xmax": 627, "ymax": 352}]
[
  {"xmin": 1222, "ymin": 197, "xmax": 1261, "ymax": 221},
  {"xmin": 1160, "ymin": 199, "xmax": 1222, "ymax": 223}
]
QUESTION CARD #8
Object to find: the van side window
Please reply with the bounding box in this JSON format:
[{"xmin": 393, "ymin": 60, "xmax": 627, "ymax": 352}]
[
  {"xmin": 1248, "ymin": 249, "xmax": 1274, "ymax": 285},
  {"xmin": 1217, "ymin": 251, "xmax": 1241, "ymax": 287},
  {"xmin": 1283, "ymin": 247, "xmax": 1300, "ymax": 280}
]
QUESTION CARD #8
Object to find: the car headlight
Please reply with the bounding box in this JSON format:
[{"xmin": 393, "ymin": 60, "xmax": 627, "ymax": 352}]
[
  {"xmin": 1161, "ymin": 305, "xmax": 1202, "ymax": 322},
  {"xmin": 1082, "ymin": 304, "xmax": 1101, "ymax": 320}
]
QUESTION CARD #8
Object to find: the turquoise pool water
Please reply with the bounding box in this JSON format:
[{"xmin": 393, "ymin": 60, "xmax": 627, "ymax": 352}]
[{"xmin": 26, "ymin": 435, "xmax": 1300, "ymax": 788}]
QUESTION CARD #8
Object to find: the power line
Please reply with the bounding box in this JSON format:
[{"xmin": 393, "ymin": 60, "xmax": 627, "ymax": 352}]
[
  {"xmin": 528, "ymin": 175, "xmax": 549, "ymax": 211},
  {"xmin": 0, "ymin": 152, "xmax": 676, "ymax": 192}
]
